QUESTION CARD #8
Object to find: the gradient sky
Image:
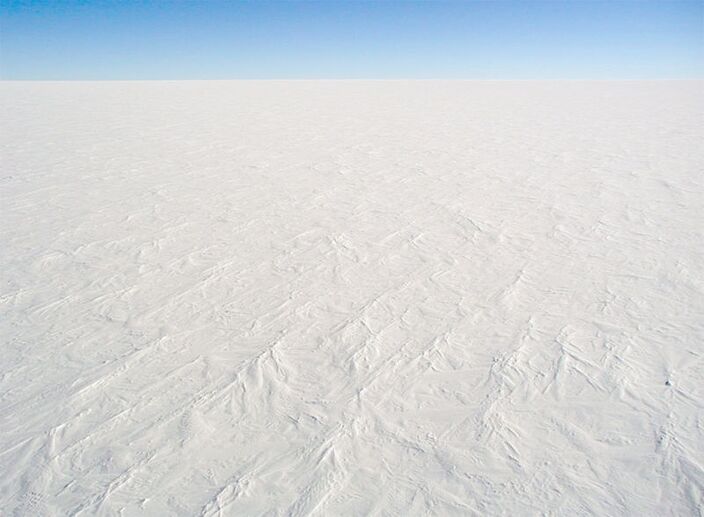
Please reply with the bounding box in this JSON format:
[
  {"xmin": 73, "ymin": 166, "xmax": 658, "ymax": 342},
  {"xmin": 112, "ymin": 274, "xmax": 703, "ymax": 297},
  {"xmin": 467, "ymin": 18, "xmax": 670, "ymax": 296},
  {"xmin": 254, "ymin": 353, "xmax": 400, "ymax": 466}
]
[{"xmin": 0, "ymin": 0, "xmax": 702, "ymax": 80}]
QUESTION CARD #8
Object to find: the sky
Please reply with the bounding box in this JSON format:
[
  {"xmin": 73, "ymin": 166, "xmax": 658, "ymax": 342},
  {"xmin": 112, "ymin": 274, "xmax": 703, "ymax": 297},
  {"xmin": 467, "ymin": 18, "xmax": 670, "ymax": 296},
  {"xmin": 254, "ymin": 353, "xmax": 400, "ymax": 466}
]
[{"xmin": 0, "ymin": 0, "xmax": 702, "ymax": 80}]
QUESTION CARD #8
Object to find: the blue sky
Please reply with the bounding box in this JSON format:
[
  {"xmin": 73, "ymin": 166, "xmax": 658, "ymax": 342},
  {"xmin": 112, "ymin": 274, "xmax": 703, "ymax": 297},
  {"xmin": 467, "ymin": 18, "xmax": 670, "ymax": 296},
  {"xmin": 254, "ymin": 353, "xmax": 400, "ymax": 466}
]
[{"xmin": 0, "ymin": 0, "xmax": 702, "ymax": 79}]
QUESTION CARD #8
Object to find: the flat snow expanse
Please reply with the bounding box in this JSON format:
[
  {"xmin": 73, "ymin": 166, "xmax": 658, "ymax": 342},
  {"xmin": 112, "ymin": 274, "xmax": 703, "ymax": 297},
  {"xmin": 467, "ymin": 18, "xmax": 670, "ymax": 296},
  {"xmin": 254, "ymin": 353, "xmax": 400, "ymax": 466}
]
[{"xmin": 1, "ymin": 81, "xmax": 703, "ymax": 516}]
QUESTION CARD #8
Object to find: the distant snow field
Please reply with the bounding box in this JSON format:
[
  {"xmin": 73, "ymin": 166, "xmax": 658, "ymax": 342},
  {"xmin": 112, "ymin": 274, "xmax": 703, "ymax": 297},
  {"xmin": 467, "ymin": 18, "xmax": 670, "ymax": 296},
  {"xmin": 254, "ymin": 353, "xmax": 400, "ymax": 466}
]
[{"xmin": 1, "ymin": 81, "xmax": 703, "ymax": 516}]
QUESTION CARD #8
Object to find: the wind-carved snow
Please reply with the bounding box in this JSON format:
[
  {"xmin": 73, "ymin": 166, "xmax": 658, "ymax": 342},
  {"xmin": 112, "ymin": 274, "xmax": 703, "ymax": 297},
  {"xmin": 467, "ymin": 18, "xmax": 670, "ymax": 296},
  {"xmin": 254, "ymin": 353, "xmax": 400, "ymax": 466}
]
[{"xmin": 1, "ymin": 81, "xmax": 703, "ymax": 516}]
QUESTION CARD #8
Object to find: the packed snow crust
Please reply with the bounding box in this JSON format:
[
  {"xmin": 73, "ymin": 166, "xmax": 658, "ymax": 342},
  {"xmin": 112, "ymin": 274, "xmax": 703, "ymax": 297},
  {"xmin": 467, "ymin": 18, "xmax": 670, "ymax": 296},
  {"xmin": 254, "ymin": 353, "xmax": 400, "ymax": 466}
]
[{"xmin": 1, "ymin": 81, "xmax": 703, "ymax": 516}]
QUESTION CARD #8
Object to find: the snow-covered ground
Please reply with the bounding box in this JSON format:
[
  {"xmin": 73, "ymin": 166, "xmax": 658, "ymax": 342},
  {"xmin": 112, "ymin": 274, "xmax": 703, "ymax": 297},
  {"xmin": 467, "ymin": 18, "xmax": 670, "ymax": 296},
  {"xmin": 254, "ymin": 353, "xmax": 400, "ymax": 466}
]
[{"xmin": 1, "ymin": 81, "xmax": 703, "ymax": 516}]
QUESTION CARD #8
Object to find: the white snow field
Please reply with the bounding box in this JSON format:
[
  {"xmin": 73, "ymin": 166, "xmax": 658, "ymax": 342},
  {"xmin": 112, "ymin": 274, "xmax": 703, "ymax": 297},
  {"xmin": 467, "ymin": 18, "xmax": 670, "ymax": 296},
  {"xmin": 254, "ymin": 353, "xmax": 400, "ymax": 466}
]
[{"xmin": 1, "ymin": 80, "xmax": 703, "ymax": 516}]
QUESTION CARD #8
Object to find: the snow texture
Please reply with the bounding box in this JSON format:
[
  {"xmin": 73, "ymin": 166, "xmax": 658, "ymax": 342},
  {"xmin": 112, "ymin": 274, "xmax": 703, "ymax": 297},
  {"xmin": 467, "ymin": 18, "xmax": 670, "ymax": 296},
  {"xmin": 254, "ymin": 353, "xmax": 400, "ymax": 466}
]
[{"xmin": 1, "ymin": 80, "xmax": 703, "ymax": 516}]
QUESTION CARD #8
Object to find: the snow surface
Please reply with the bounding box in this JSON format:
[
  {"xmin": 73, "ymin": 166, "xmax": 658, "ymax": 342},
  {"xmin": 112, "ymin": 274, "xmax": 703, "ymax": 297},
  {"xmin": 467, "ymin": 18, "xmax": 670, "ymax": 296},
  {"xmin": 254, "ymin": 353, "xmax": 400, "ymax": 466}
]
[{"xmin": 1, "ymin": 81, "xmax": 703, "ymax": 516}]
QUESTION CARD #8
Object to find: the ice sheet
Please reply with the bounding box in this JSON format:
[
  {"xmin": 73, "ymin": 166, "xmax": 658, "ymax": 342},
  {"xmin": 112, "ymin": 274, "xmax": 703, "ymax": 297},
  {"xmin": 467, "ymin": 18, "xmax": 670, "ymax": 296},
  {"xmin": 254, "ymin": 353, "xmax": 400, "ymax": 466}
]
[{"xmin": 1, "ymin": 80, "xmax": 703, "ymax": 515}]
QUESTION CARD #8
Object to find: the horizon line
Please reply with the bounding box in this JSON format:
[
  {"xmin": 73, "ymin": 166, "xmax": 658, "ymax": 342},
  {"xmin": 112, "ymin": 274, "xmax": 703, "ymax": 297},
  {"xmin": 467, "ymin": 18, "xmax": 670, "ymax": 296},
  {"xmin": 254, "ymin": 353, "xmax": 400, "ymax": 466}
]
[{"xmin": 2, "ymin": 77, "xmax": 703, "ymax": 82}]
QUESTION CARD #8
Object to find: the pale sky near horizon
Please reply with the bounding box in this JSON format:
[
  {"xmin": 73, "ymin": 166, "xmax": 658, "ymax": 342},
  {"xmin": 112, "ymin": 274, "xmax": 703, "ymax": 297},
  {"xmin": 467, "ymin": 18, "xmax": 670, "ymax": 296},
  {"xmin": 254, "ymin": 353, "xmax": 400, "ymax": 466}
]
[{"xmin": 0, "ymin": 0, "xmax": 702, "ymax": 80}]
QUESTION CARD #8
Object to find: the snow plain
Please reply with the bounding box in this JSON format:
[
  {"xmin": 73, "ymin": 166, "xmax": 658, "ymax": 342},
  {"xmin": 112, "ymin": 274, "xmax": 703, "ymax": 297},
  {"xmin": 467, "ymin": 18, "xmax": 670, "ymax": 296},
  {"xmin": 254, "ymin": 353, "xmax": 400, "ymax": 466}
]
[{"xmin": 1, "ymin": 81, "xmax": 703, "ymax": 516}]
